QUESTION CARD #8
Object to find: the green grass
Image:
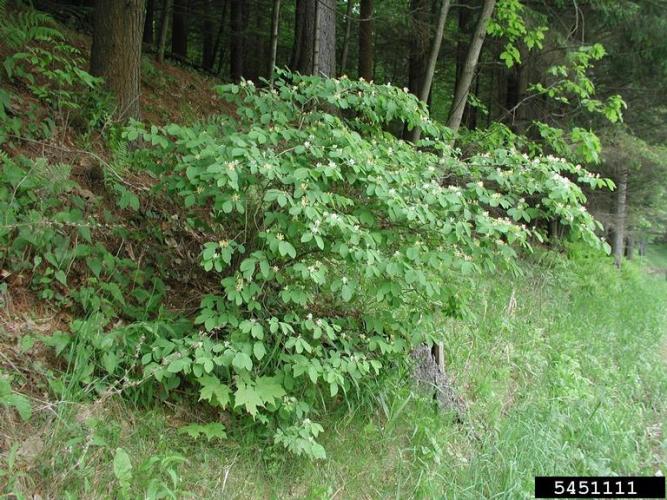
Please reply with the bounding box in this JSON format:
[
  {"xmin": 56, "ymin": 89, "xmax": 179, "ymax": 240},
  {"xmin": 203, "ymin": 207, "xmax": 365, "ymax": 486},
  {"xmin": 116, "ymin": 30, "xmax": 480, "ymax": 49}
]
[{"xmin": 2, "ymin": 251, "xmax": 666, "ymax": 498}]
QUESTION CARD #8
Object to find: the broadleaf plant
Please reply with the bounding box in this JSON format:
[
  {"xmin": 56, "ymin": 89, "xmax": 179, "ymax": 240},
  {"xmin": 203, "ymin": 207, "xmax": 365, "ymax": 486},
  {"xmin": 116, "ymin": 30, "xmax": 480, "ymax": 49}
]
[{"xmin": 63, "ymin": 71, "xmax": 608, "ymax": 458}]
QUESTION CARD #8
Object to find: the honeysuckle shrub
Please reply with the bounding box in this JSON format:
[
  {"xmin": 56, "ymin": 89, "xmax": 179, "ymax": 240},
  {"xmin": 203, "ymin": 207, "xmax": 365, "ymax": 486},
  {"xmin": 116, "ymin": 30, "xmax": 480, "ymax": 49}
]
[{"xmin": 64, "ymin": 72, "xmax": 609, "ymax": 459}]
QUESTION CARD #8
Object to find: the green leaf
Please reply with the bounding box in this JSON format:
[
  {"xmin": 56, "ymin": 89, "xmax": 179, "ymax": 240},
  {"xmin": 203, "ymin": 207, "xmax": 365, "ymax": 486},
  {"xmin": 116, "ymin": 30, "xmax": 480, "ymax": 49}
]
[
  {"xmin": 255, "ymin": 376, "xmax": 286, "ymax": 405},
  {"xmin": 278, "ymin": 241, "xmax": 296, "ymax": 258},
  {"xmin": 232, "ymin": 352, "xmax": 253, "ymax": 372},
  {"xmin": 118, "ymin": 188, "xmax": 140, "ymax": 211},
  {"xmin": 253, "ymin": 341, "xmax": 266, "ymax": 360},
  {"xmin": 197, "ymin": 375, "xmax": 231, "ymax": 408},
  {"xmin": 167, "ymin": 357, "xmax": 191, "ymax": 373},
  {"xmin": 78, "ymin": 225, "xmax": 92, "ymax": 243},
  {"xmin": 234, "ymin": 381, "xmax": 264, "ymax": 416},
  {"xmin": 7, "ymin": 393, "xmax": 32, "ymax": 421},
  {"xmin": 178, "ymin": 422, "xmax": 227, "ymax": 441},
  {"xmin": 87, "ymin": 258, "xmax": 102, "ymax": 278},
  {"xmin": 113, "ymin": 448, "xmax": 133, "ymax": 483},
  {"xmin": 251, "ymin": 323, "xmax": 264, "ymax": 339},
  {"xmin": 54, "ymin": 270, "xmax": 67, "ymax": 285},
  {"xmin": 102, "ymin": 352, "xmax": 119, "ymax": 374},
  {"xmin": 102, "ymin": 282, "xmax": 126, "ymax": 305}
]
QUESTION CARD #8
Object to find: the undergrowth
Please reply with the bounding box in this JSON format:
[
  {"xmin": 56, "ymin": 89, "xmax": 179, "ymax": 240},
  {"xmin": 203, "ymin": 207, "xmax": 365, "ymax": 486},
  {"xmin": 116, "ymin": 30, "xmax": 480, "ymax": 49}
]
[{"xmin": 2, "ymin": 249, "xmax": 665, "ymax": 498}]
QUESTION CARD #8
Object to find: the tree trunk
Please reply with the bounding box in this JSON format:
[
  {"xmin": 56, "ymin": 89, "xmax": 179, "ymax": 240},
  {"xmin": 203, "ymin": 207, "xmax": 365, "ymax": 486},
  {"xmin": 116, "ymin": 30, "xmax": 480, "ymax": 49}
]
[
  {"xmin": 90, "ymin": 0, "xmax": 145, "ymax": 121},
  {"xmin": 613, "ymin": 167, "xmax": 628, "ymax": 269},
  {"xmin": 358, "ymin": 0, "xmax": 373, "ymax": 80},
  {"xmin": 171, "ymin": 0, "xmax": 188, "ymax": 60},
  {"xmin": 201, "ymin": 0, "xmax": 216, "ymax": 70},
  {"xmin": 143, "ymin": 0, "xmax": 154, "ymax": 46},
  {"xmin": 244, "ymin": 0, "xmax": 263, "ymax": 82},
  {"xmin": 504, "ymin": 52, "xmax": 529, "ymax": 130},
  {"xmin": 407, "ymin": 0, "xmax": 429, "ymax": 96},
  {"xmin": 156, "ymin": 0, "xmax": 173, "ymax": 63},
  {"xmin": 230, "ymin": 0, "xmax": 244, "ymax": 81},
  {"xmin": 314, "ymin": 0, "xmax": 336, "ymax": 76},
  {"xmin": 290, "ymin": 0, "xmax": 305, "ymax": 69},
  {"xmin": 339, "ymin": 0, "xmax": 354, "ymax": 75},
  {"xmin": 453, "ymin": 2, "xmax": 471, "ymax": 94},
  {"xmin": 268, "ymin": 0, "xmax": 282, "ymax": 80},
  {"xmin": 212, "ymin": 0, "xmax": 229, "ymax": 74},
  {"xmin": 447, "ymin": 0, "xmax": 496, "ymax": 133},
  {"xmin": 406, "ymin": 0, "xmax": 451, "ymax": 142},
  {"xmin": 626, "ymin": 235, "xmax": 634, "ymax": 260},
  {"xmin": 298, "ymin": 0, "xmax": 336, "ymax": 76},
  {"xmin": 417, "ymin": 0, "xmax": 451, "ymax": 103},
  {"xmin": 465, "ymin": 73, "xmax": 480, "ymax": 129}
]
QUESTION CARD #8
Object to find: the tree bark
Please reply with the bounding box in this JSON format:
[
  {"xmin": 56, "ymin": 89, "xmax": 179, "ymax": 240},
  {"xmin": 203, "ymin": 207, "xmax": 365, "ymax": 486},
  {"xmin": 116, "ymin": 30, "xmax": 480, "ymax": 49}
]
[
  {"xmin": 358, "ymin": 0, "xmax": 373, "ymax": 80},
  {"xmin": 339, "ymin": 0, "xmax": 355, "ymax": 75},
  {"xmin": 171, "ymin": 0, "xmax": 188, "ymax": 60},
  {"xmin": 230, "ymin": 0, "xmax": 244, "ymax": 81},
  {"xmin": 298, "ymin": 0, "xmax": 336, "ymax": 77},
  {"xmin": 90, "ymin": 0, "xmax": 145, "ymax": 121},
  {"xmin": 447, "ymin": 0, "xmax": 496, "ymax": 133},
  {"xmin": 268, "ymin": 0, "xmax": 282, "ymax": 80},
  {"xmin": 613, "ymin": 167, "xmax": 628, "ymax": 269},
  {"xmin": 156, "ymin": 0, "xmax": 173, "ymax": 63}
]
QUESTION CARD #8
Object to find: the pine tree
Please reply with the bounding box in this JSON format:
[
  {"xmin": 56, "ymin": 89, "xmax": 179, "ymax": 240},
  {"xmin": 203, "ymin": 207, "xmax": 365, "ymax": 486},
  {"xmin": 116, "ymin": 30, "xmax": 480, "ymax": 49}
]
[{"xmin": 90, "ymin": 0, "xmax": 146, "ymax": 121}]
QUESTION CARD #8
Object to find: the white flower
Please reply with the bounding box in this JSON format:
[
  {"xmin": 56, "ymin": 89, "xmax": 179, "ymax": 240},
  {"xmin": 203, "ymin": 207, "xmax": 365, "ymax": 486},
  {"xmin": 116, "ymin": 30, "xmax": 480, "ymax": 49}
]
[{"xmin": 276, "ymin": 233, "xmax": 284, "ymax": 241}]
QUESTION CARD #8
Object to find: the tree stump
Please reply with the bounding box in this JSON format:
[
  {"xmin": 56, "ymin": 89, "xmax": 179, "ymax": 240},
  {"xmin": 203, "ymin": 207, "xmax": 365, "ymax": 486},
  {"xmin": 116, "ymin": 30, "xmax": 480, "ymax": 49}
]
[{"xmin": 410, "ymin": 345, "xmax": 465, "ymax": 420}]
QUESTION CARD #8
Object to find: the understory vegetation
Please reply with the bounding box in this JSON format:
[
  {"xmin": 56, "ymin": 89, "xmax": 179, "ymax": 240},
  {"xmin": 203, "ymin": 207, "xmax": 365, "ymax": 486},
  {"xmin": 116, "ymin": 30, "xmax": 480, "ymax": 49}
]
[
  {"xmin": 2, "ymin": 248, "xmax": 665, "ymax": 498},
  {"xmin": 1, "ymin": 1, "xmax": 666, "ymax": 498}
]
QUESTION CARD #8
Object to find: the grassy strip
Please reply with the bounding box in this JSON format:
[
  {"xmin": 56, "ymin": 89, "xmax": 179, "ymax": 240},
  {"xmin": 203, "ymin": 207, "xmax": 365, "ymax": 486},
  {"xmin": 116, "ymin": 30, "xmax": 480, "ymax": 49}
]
[{"xmin": 3, "ymin": 249, "xmax": 666, "ymax": 498}]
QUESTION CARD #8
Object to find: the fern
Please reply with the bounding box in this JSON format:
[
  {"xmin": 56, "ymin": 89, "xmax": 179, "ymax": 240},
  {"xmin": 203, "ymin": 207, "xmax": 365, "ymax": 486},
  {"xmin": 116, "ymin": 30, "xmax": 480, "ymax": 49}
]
[{"xmin": 0, "ymin": 2, "xmax": 63, "ymax": 49}]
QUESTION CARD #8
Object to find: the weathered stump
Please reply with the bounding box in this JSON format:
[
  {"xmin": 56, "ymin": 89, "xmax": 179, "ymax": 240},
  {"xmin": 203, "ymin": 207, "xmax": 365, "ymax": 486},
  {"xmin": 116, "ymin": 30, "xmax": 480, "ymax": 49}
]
[{"xmin": 410, "ymin": 345, "xmax": 465, "ymax": 420}]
